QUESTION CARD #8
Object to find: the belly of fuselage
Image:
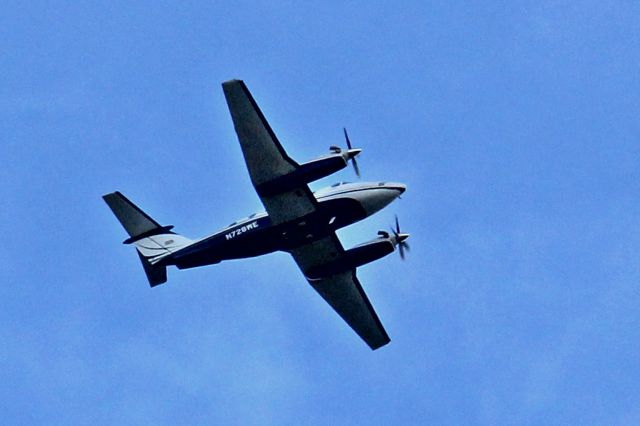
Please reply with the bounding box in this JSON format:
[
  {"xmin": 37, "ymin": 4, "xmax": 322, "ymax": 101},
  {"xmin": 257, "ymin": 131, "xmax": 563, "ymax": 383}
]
[
  {"xmin": 220, "ymin": 197, "xmax": 366, "ymax": 256},
  {"xmin": 171, "ymin": 196, "xmax": 368, "ymax": 269}
]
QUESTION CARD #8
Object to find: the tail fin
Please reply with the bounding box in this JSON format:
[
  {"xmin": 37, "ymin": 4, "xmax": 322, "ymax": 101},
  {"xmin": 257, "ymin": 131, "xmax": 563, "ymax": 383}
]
[{"xmin": 103, "ymin": 191, "xmax": 193, "ymax": 286}]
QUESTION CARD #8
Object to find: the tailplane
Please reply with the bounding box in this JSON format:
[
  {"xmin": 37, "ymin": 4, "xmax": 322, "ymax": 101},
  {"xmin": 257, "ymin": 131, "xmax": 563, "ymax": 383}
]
[{"xmin": 103, "ymin": 191, "xmax": 193, "ymax": 286}]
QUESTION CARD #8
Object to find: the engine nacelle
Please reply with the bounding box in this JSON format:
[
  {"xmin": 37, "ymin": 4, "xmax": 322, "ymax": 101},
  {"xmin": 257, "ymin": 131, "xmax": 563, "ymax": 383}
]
[
  {"xmin": 255, "ymin": 154, "xmax": 346, "ymax": 196},
  {"xmin": 306, "ymin": 236, "xmax": 395, "ymax": 279},
  {"xmin": 255, "ymin": 148, "xmax": 360, "ymax": 196}
]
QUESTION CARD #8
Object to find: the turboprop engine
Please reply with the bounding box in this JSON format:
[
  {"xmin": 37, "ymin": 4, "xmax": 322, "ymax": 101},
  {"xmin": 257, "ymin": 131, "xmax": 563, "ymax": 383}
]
[
  {"xmin": 306, "ymin": 217, "xmax": 410, "ymax": 279},
  {"xmin": 256, "ymin": 128, "xmax": 361, "ymax": 196}
]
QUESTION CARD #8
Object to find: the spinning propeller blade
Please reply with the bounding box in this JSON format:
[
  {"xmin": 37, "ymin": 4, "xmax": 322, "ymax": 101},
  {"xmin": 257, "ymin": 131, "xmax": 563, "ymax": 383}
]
[
  {"xmin": 391, "ymin": 215, "xmax": 410, "ymax": 260},
  {"xmin": 343, "ymin": 127, "xmax": 361, "ymax": 178}
]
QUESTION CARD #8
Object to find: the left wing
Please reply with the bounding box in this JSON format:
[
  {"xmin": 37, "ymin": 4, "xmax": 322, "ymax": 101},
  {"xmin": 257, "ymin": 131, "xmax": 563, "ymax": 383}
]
[
  {"xmin": 289, "ymin": 235, "xmax": 391, "ymax": 350},
  {"xmin": 222, "ymin": 79, "xmax": 317, "ymax": 225}
]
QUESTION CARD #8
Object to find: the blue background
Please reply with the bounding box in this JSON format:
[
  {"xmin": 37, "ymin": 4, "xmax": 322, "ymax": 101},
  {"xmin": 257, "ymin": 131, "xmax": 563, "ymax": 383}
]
[{"xmin": 2, "ymin": 2, "xmax": 639, "ymax": 424}]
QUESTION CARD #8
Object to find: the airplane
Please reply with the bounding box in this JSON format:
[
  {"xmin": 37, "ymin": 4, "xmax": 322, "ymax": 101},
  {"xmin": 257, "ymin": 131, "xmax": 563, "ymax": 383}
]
[{"xmin": 103, "ymin": 80, "xmax": 409, "ymax": 350}]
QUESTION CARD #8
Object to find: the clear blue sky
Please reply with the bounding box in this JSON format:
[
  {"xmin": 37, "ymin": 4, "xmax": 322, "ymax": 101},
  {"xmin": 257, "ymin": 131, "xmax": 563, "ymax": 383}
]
[{"xmin": 2, "ymin": 2, "xmax": 640, "ymax": 424}]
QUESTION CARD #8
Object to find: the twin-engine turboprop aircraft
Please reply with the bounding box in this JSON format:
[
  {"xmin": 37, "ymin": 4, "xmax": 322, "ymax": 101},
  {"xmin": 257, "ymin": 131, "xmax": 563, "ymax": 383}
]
[{"xmin": 103, "ymin": 80, "xmax": 409, "ymax": 350}]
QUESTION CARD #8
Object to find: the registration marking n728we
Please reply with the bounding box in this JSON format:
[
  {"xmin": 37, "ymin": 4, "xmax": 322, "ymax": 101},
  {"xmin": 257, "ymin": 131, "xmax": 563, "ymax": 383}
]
[{"xmin": 225, "ymin": 221, "xmax": 259, "ymax": 240}]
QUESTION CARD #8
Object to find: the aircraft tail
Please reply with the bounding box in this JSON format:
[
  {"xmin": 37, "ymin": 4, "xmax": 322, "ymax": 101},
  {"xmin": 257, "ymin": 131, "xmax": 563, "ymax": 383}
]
[{"xmin": 102, "ymin": 191, "xmax": 193, "ymax": 286}]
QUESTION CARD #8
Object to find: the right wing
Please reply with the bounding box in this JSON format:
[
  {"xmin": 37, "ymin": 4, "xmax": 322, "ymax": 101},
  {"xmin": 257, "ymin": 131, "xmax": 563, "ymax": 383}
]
[
  {"xmin": 222, "ymin": 79, "xmax": 317, "ymax": 225},
  {"xmin": 289, "ymin": 235, "xmax": 391, "ymax": 350}
]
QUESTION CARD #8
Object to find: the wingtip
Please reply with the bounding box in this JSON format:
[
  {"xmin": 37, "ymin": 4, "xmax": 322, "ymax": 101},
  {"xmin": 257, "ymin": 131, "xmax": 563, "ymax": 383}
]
[
  {"xmin": 102, "ymin": 191, "xmax": 116, "ymax": 201},
  {"xmin": 370, "ymin": 337, "xmax": 391, "ymax": 351},
  {"xmin": 102, "ymin": 191, "xmax": 125, "ymax": 203},
  {"xmin": 222, "ymin": 78, "xmax": 244, "ymax": 87}
]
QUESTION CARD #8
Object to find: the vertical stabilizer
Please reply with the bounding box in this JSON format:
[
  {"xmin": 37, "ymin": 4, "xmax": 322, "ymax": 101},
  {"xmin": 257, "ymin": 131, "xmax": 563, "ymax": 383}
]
[{"xmin": 103, "ymin": 191, "xmax": 192, "ymax": 286}]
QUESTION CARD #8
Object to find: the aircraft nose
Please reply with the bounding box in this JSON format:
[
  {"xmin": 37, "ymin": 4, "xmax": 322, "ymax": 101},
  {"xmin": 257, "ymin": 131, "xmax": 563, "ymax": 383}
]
[
  {"xmin": 389, "ymin": 183, "xmax": 406, "ymax": 195},
  {"xmin": 358, "ymin": 183, "xmax": 407, "ymax": 217}
]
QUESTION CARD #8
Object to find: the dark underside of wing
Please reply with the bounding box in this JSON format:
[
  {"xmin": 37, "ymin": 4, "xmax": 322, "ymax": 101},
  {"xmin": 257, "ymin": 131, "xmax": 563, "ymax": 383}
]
[
  {"xmin": 308, "ymin": 271, "xmax": 390, "ymax": 350},
  {"xmin": 222, "ymin": 80, "xmax": 389, "ymax": 349},
  {"xmin": 222, "ymin": 79, "xmax": 317, "ymax": 225},
  {"xmin": 290, "ymin": 236, "xmax": 390, "ymax": 350}
]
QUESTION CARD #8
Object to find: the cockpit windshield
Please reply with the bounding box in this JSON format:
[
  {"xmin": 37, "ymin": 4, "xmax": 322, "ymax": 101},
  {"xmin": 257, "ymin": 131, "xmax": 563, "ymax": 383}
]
[{"xmin": 330, "ymin": 181, "xmax": 352, "ymax": 187}]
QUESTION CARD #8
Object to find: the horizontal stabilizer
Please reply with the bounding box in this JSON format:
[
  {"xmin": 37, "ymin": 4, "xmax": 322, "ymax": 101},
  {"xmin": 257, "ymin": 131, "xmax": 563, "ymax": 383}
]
[{"xmin": 103, "ymin": 191, "xmax": 165, "ymax": 240}]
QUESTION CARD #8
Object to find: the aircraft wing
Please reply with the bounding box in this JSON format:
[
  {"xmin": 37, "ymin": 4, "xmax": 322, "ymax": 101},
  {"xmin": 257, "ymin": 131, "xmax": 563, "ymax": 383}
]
[
  {"xmin": 222, "ymin": 79, "xmax": 317, "ymax": 225},
  {"xmin": 289, "ymin": 235, "xmax": 391, "ymax": 350}
]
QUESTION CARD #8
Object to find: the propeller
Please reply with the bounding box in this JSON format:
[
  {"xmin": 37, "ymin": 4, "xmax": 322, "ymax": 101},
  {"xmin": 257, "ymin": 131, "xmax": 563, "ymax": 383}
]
[
  {"xmin": 343, "ymin": 128, "xmax": 361, "ymax": 178},
  {"xmin": 391, "ymin": 215, "xmax": 410, "ymax": 260},
  {"xmin": 329, "ymin": 128, "xmax": 362, "ymax": 178}
]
